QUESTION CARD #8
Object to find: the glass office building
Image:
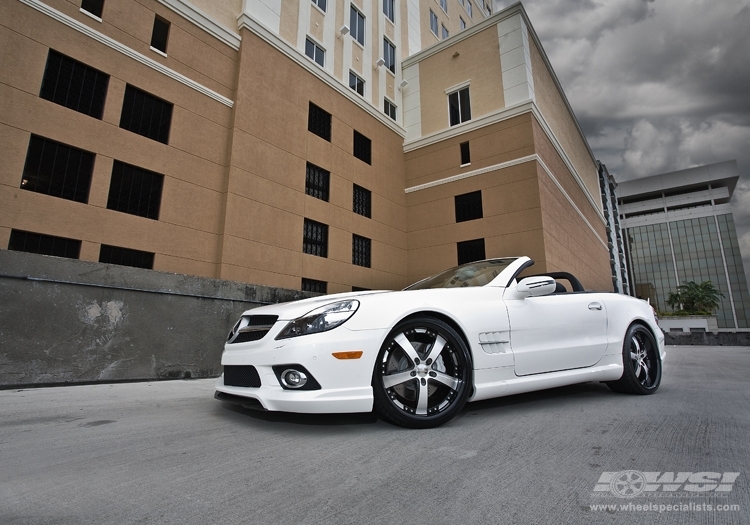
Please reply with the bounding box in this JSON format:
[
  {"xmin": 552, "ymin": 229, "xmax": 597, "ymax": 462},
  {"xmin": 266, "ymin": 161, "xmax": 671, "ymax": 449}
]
[{"xmin": 618, "ymin": 161, "xmax": 750, "ymax": 330}]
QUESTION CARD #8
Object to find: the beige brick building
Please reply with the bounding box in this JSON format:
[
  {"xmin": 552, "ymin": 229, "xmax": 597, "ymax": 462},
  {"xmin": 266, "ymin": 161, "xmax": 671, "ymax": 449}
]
[{"xmin": 1, "ymin": 0, "xmax": 612, "ymax": 293}]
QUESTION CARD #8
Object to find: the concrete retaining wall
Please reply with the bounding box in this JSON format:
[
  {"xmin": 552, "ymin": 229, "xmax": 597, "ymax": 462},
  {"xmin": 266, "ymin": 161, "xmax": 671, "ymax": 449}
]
[
  {"xmin": 0, "ymin": 251, "xmax": 315, "ymax": 387},
  {"xmin": 664, "ymin": 331, "xmax": 750, "ymax": 346}
]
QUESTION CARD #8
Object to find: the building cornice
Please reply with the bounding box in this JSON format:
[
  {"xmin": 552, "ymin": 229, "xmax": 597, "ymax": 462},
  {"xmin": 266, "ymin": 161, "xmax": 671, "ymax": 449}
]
[
  {"xmin": 17, "ymin": 0, "xmax": 234, "ymax": 107},
  {"xmin": 156, "ymin": 0, "xmax": 241, "ymax": 50}
]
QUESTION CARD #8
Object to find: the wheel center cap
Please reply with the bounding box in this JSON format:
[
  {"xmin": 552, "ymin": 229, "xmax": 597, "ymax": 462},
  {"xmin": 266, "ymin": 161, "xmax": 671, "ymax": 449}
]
[{"xmin": 417, "ymin": 364, "xmax": 430, "ymax": 377}]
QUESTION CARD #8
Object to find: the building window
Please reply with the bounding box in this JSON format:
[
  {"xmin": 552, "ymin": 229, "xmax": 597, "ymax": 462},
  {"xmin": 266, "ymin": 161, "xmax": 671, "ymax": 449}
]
[
  {"xmin": 384, "ymin": 99, "xmax": 397, "ymax": 120},
  {"xmin": 311, "ymin": 0, "xmax": 326, "ymax": 12},
  {"xmin": 384, "ymin": 0, "xmax": 395, "ymax": 22},
  {"xmin": 308, "ymin": 102, "xmax": 331, "ymax": 141},
  {"xmin": 120, "ymin": 84, "xmax": 173, "ymax": 144},
  {"xmin": 305, "ymin": 37, "xmax": 325, "ymax": 67},
  {"xmin": 442, "ymin": 24, "xmax": 449, "ymax": 39},
  {"xmin": 349, "ymin": 71, "xmax": 364, "ymax": 96},
  {"xmin": 80, "ymin": 0, "xmax": 104, "ymax": 18},
  {"xmin": 455, "ymin": 190, "xmax": 483, "ymax": 222},
  {"xmin": 440, "ymin": 0, "xmax": 448, "ymax": 13},
  {"xmin": 353, "ymin": 130, "xmax": 371, "ymax": 164},
  {"xmin": 460, "ymin": 141, "xmax": 470, "ymax": 165},
  {"xmin": 305, "ymin": 162, "xmax": 330, "ymax": 201},
  {"xmin": 430, "ymin": 10, "xmax": 438, "ymax": 36},
  {"xmin": 150, "ymin": 15, "xmax": 170, "ymax": 54},
  {"xmin": 353, "ymin": 184, "xmax": 371, "ymax": 218},
  {"xmin": 448, "ymin": 86, "xmax": 471, "ymax": 126},
  {"xmin": 457, "ymin": 238, "xmax": 485, "ymax": 264},
  {"xmin": 467, "ymin": 0, "xmax": 473, "ymax": 18},
  {"xmin": 383, "ymin": 38, "xmax": 396, "ymax": 73},
  {"xmin": 350, "ymin": 6, "xmax": 365, "ymax": 46},
  {"xmin": 302, "ymin": 277, "xmax": 327, "ymax": 294},
  {"xmin": 99, "ymin": 244, "xmax": 154, "ymax": 269},
  {"xmin": 9, "ymin": 230, "xmax": 81, "ymax": 259},
  {"xmin": 107, "ymin": 161, "xmax": 164, "ymax": 220},
  {"xmin": 485, "ymin": 2, "xmax": 491, "ymax": 16},
  {"xmin": 303, "ymin": 218, "xmax": 328, "ymax": 258},
  {"xmin": 353, "ymin": 234, "xmax": 371, "ymax": 268},
  {"xmin": 460, "ymin": 17, "xmax": 466, "ymax": 30},
  {"xmin": 40, "ymin": 50, "xmax": 109, "ymax": 119},
  {"xmin": 21, "ymin": 135, "xmax": 94, "ymax": 204}
]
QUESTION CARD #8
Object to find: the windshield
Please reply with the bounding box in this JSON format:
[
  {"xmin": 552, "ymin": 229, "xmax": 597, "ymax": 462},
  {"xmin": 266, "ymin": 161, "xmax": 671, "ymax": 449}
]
[{"xmin": 404, "ymin": 259, "xmax": 517, "ymax": 290}]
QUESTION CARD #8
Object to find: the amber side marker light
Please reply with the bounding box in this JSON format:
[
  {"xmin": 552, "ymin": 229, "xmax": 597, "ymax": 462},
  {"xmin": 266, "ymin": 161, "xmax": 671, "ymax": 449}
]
[{"xmin": 332, "ymin": 351, "xmax": 363, "ymax": 360}]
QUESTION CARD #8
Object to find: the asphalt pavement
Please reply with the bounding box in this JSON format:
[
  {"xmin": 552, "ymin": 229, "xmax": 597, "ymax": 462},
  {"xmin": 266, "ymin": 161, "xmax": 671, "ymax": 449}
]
[{"xmin": 1, "ymin": 345, "xmax": 748, "ymax": 525}]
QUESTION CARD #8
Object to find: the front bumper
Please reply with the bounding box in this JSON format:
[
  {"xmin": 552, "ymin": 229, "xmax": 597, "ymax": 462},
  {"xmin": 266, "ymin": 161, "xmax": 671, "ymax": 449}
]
[{"xmin": 214, "ymin": 326, "xmax": 386, "ymax": 414}]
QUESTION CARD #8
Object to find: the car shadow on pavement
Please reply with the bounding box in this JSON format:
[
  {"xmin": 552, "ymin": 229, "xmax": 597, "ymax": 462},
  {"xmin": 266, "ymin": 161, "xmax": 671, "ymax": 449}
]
[{"xmin": 215, "ymin": 400, "xmax": 381, "ymax": 427}]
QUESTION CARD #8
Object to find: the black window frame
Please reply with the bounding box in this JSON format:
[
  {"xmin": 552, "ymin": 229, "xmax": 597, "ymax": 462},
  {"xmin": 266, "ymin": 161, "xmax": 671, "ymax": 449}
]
[
  {"xmin": 8, "ymin": 229, "xmax": 81, "ymax": 259},
  {"xmin": 305, "ymin": 162, "xmax": 330, "ymax": 202},
  {"xmin": 455, "ymin": 190, "xmax": 483, "ymax": 223},
  {"xmin": 99, "ymin": 244, "xmax": 155, "ymax": 269},
  {"xmin": 349, "ymin": 71, "xmax": 364, "ymax": 96},
  {"xmin": 303, "ymin": 218, "xmax": 328, "ymax": 258},
  {"xmin": 350, "ymin": 5, "xmax": 365, "ymax": 46},
  {"xmin": 119, "ymin": 84, "xmax": 173, "ymax": 144},
  {"xmin": 353, "ymin": 130, "xmax": 372, "ymax": 165},
  {"xmin": 21, "ymin": 135, "xmax": 94, "ymax": 204},
  {"xmin": 353, "ymin": 184, "xmax": 372, "ymax": 218},
  {"xmin": 305, "ymin": 37, "xmax": 325, "ymax": 67},
  {"xmin": 460, "ymin": 141, "xmax": 471, "ymax": 165},
  {"xmin": 107, "ymin": 160, "xmax": 165, "ymax": 220},
  {"xmin": 308, "ymin": 102, "xmax": 332, "ymax": 141},
  {"xmin": 383, "ymin": 38, "xmax": 396, "ymax": 74},
  {"xmin": 150, "ymin": 15, "xmax": 170, "ymax": 54},
  {"xmin": 457, "ymin": 238, "xmax": 486, "ymax": 265},
  {"xmin": 40, "ymin": 49, "xmax": 109, "ymax": 119},
  {"xmin": 80, "ymin": 0, "xmax": 104, "ymax": 18},
  {"xmin": 384, "ymin": 99, "xmax": 396, "ymax": 121},
  {"xmin": 302, "ymin": 277, "xmax": 327, "ymax": 294},
  {"xmin": 352, "ymin": 234, "xmax": 371, "ymax": 268},
  {"xmin": 448, "ymin": 86, "xmax": 471, "ymax": 126}
]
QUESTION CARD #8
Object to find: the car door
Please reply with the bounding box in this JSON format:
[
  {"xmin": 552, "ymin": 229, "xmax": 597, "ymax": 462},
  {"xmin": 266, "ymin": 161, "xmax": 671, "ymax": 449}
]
[{"xmin": 505, "ymin": 292, "xmax": 609, "ymax": 376}]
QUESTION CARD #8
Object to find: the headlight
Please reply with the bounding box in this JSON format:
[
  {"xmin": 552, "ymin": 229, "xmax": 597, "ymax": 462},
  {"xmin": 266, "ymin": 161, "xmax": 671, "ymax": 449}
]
[{"xmin": 275, "ymin": 300, "xmax": 359, "ymax": 339}]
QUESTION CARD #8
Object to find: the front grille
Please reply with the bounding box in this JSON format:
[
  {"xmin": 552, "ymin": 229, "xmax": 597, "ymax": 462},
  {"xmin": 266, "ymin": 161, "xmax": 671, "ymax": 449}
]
[
  {"xmin": 224, "ymin": 365, "xmax": 261, "ymax": 388},
  {"xmin": 245, "ymin": 315, "xmax": 278, "ymax": 327},
  {"xmin": 234, "ymin": 330, "xmax": 269, "ymax": 343},
  {"xmin": 227, "ymin": 315, "xmax": 279, "ymax": 344}
]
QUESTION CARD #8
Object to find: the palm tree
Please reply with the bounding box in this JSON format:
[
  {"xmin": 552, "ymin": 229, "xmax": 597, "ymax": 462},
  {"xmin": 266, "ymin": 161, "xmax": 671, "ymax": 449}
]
[{"xmin": 666, "ymin": 280, "xmax": 724, "ymax": 315}]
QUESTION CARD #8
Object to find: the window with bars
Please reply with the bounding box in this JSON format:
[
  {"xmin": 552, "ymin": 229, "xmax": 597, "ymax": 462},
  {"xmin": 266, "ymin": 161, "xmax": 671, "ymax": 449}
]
[
  {"xmin": 20, "ymin": 135, "xmax": 94, "ymax": 203},
  {"xmin": 305, "ymin": 37, "xmax": 325, "ymax": 67},
  {"xmin": 353, "ymin": 184, "xmax": 371, "ymax": 218},
  {"xmin": 384, "ymin": 0, "xmax": 395, "ymax": 22},
  {"xmin": 430, "ymin": 10, "xmax": 438, "ymax": 35},
  {"xmin": 384, "ymin": 99, "xmax": 396, "ymax": 120},
  {"xmin": 303, "ymin": 218, "xmax": 328, "ymax": 257},
  {"xmin": 308, "ymin": 102, "xmax": 331, "ymax": 141},
  {"xmin": 350, "ymin": 6, "xmax": 365, "ymax": 46},
  {"xmin": 460, "ymin": 141, "xmax": 470, "ymax": 165},
  {"xmin": 99, "ymin": 244, "xmax": 154, "ymax": 269},
  {"xmin": 457, "ymin": 238, "xmax": 485, "ymax": 264},
  {"xmin": 349, "ymin": 71, "xmax": 364, "ymax": 96},
  {"xmin": 81, "ymin": 0, "xmax": 104, "ymax": 18},
  {"xmin": 107, "ymin": 161, "xmax": 164, "ymax": 220},
  {"xmin": 8, "ymin": 230, "xmax": 81, "ymax": 259},
  {"xmin": 383, "ymin": 38, "xmax": 396, "ymax": 73},
  {"xmin": 40, "ymin": 50, "xmax": 109, "ymax": 119},
  {"xmin": 311, "ymin": 0, "xmax": 326, "ymax": 12},
  {"xmin": 448, "ymin": 86, "xmax": 471, "ymax": 126},
  {"xmin": 119, "ymin": 84, "xmax": 173, "ymax": 144},
  {"xmin": 150, "ymin": 15, "xmax": 170, "ymax": 54},
  {"xmin": 353, "ymin": 130, "xmax": 371, "ymax": 164},
  {"xmin": 305, "ymin": 162, "xmax": 330, "ymax": 201},
  {"xmin": 352, "ymin": 234, "xmax": 371, "ymax": 268},
  {"xmin": 302, "ymin": 277, "xmax": 327, "ymax": 294},
  {"xmin": 455, "ymin": 190, "xmax": 483, "ymax": 222}
]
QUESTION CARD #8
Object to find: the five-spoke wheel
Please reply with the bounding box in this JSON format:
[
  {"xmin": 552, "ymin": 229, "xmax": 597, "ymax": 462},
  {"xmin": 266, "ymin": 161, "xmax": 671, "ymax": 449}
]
[
  {"xmin": 607, "ymin": 324, "xmax": 661, "ymax": 395},
  {"xmin": 372, "ymin": 317, "xmax": 471, "ymax": 428}
]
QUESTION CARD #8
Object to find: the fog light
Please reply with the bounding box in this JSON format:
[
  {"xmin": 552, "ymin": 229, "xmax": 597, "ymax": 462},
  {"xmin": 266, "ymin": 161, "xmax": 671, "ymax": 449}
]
[{"xmin": 280, "ymin": 369, "xmax": 307, "ymax": 389}]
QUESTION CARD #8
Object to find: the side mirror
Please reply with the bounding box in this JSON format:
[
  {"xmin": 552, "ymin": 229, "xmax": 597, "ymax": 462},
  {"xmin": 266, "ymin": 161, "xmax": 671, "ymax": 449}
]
[{"xmin": 516, "ymin": 276, "xmax": 556, "ymax": 297}]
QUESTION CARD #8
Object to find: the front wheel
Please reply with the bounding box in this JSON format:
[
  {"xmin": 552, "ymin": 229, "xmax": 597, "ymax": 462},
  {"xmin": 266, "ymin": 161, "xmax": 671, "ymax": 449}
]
[
  {"xmin": 372, "ymin": 317, "xmax": 472, "ymax": 428},
  {"xmin": 607, "ymin": 324, "xmax": 662, "ymax": 395}
]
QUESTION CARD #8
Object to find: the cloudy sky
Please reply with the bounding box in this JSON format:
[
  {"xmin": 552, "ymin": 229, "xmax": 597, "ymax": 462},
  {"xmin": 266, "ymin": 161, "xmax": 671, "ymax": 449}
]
[{"xmin": 496, "ymin": 0, "xmax": 750, "ymax": 281}]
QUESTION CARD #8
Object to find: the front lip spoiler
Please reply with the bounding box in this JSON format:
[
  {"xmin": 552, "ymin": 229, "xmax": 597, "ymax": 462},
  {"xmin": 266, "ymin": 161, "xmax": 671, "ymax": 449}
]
[{"xmin": 214, "ymin": 391, "xmax": 267, "ymax": 411}]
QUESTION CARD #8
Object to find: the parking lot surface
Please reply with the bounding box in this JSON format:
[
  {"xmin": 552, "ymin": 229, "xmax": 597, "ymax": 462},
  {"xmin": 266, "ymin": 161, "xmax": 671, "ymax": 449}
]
[{"xmin": 1, "ymin": 345, "xmax": 748, "ymax": 524}]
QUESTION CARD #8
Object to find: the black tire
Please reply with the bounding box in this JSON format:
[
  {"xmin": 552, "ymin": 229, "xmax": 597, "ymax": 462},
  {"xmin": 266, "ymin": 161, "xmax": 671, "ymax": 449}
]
[
  {"xmin": 372, "ymin": 317, "xmax": 472, "ymax": 429},
  {"xmin": 606, "ymin": 324, "xmax": 662, "ymax": 395}
]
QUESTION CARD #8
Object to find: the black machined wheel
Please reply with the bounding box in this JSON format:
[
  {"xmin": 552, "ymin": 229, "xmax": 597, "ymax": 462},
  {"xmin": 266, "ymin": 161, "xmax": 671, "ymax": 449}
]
[
  {"xmin": 372, "ymin": 317, "xmax": 472, "ymax": 428},
  {"xmin": 607, "ymin": 324, "xmax": 662, "ymax": 395}
]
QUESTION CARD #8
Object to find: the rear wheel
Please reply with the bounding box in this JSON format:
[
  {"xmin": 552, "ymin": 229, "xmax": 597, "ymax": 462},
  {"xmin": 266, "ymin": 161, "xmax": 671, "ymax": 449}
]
[
  {"xmin": 607, "ymin": 324, "xmax": 661, "ymax": 394},
  {"xmin": 372, "ymin": 317, "xmax": 471, "ymax": 428}
]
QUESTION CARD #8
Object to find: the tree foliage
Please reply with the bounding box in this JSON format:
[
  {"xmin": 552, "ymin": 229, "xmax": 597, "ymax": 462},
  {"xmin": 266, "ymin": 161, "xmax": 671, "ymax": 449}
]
[{"xmin": 666, "ymin": 280, "xmax": 724, "ymax": 315}]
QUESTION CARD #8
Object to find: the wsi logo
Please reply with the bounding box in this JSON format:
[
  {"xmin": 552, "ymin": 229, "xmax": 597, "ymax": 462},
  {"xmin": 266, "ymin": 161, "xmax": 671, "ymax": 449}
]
[{"xmin": 594, "ymin": 471, "xmax": 740, "ymax": 498}]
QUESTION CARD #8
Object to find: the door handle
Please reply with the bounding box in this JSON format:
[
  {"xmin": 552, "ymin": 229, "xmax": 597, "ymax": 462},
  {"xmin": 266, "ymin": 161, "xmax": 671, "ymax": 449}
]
[{"xmin": 588, "ymin": 302, "xmax": 602, "ymax": 310}]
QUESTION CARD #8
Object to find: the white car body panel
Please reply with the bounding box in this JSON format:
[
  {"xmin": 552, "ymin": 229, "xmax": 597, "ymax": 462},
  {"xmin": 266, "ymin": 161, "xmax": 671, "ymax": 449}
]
[{"xmin": 215, "ymin": 257, "xmax": 665, "ymax": 415}]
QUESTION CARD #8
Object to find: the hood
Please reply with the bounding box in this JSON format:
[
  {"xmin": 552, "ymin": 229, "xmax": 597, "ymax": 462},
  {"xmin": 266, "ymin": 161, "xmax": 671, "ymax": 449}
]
[{"xmin": 242, "ymin": 290, "xmax": 392, "ymax": 320}]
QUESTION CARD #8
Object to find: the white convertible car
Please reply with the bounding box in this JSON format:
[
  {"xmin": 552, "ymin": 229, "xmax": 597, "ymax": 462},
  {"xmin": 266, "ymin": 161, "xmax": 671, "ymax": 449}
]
[{"xmin": 215, "ymin": 257, "xmax": 664, "ymax": 428}]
